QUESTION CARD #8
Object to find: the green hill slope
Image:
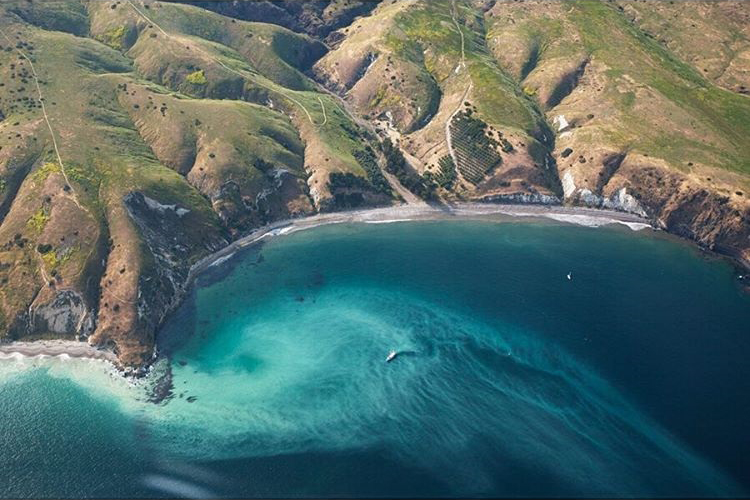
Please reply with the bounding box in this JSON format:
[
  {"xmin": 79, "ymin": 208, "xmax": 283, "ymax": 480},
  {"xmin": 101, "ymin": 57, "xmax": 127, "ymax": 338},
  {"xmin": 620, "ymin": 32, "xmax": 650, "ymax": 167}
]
[
  {"xmin": 1, "ymin": 0, "xmax": 749, "ymax": 370},
  {"xmin": 0, "ymin": 0, "xmax": 391, "ymax": 369}
]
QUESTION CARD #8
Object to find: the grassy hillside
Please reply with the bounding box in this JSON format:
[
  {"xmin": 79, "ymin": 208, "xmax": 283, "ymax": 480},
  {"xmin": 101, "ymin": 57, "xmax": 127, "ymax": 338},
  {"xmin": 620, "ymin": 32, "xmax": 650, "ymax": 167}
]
[
  {"xmin": 0, "ymin": 0, "xmax": 392, "ymax": 369},
  {"xmin": 1, "ymin": 0, "xmax": 749, "ymax": 368},
  {"xmin": 485, "ymin": 0, "xmax": 750, "ymax": 198},
  {"xmin": 314, "ymin": 0, "xmax": 561, "ymax": 201},
  {"xmin": 313, "ymin": 0, "xmax": 750, "ymax": 268}
]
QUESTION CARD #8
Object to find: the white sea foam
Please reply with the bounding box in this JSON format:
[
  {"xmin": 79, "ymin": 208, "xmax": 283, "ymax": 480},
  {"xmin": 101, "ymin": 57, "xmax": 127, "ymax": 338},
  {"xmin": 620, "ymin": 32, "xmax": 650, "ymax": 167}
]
[
  {"xmin": 0, "ymin": 351, "xmax": 141, "ymax": 410},
  {"xmin": 542, "ymin": 213, "xmax": 651, "ymax": 230},
  {"xmin": 208, "ymin": 252, "xmax": 235, "ymax": 268},
  {"xmin": 0, "ymin": 352, "xmax": 25, "ymax": 361},
  {"xmin": 363, "ymin": 218, "xmax": 414, "ymax": 224}
]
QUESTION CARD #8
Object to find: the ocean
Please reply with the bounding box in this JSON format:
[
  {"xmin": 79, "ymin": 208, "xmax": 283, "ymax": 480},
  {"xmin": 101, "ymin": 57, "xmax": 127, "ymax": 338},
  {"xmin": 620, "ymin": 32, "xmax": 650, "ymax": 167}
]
[{"xmin": 2, "ymin": 219, "xmax": 749, "ymax": 497}]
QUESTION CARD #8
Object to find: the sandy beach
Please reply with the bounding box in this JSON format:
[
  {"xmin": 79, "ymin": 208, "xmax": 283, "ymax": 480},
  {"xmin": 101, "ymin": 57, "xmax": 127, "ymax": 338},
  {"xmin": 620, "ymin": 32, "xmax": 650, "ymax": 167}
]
[
  {"xmin": 0, "ymin": 203, "xmax": 652, "ymax": 363},
  {"xmin": 0, "ymin": 339, "xmax": 118, "ymax": 363},
  {"xmin": 188, "ymin": 202, "xmax": 652, "ymax": 283}
]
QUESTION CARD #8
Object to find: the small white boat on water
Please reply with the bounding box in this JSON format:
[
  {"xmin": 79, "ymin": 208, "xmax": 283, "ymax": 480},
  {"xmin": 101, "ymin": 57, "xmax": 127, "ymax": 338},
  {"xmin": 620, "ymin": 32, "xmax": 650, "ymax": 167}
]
[
  {"xmin": 567, "ymin": 272, "xmax": 572, "ymax": 280},
  {"xmin": 386, "ymin": 350, "xmax": 398, "ymax": 363}
]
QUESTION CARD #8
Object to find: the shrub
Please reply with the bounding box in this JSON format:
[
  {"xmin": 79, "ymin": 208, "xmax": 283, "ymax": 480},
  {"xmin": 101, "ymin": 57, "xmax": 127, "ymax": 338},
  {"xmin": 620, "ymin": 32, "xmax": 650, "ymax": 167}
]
[
  {"xmin": 27, "ymin": 208, "xmax": 49, "ymax": 232},
  {"xmin": 353, "ymin": 149, "xmax": 391, "ymax": 195},
  {"xmin": 328, "ymin": 172, "xmax": 371, "ymax": 191},
  {"xmin": 31, "ymin": 162, "xmax": 60, "ymax": 183},
  {"xmin": 37, "ymin": 243, "xmax": 53, "ymax": 254},
  {"xmin": 435, "ymin": 155, "xmax": 457, "ymax": 189},
  {"xmin": 331, "ymin": 191, "xmax": 365, "ymax": 209},
  {"xmin": 500, "ymin": 138, "xmax": 514, "ymax": 153},
  {"xmin": 99, "ymin": 26, "xmax": 127, "ymax": 50},
  {"xmin": 186, "ymin": 69, "xmax": 207, "ymax": 85},
  {"xmin": 382, "ymin": 138, "xmax": 428, "ymax": 198}
]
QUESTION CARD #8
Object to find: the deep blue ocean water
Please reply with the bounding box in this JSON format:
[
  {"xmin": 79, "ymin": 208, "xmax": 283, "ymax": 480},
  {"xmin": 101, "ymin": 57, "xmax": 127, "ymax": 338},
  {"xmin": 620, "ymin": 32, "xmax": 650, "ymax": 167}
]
[{"xmin": 1, "ymin": 220, "xmax": 749, "ymax": 498}]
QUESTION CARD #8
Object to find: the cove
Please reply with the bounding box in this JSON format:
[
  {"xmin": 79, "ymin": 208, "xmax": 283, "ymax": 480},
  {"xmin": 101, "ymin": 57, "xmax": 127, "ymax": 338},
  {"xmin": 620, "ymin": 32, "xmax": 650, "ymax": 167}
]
[{"xmin": 1, "ymin": 219, "xmax": 749, "ymax": 498}]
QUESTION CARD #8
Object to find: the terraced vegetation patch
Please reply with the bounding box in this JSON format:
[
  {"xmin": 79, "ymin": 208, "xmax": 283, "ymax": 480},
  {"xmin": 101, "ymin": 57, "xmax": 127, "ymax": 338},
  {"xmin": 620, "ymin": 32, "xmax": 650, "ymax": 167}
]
[
  {"xmin": 434, "ymin": 155, "xmax": 457, "ymax": 189},
  {"xmin": 449, "ymin": 111, "xmax": 502, "ymax": 185}
]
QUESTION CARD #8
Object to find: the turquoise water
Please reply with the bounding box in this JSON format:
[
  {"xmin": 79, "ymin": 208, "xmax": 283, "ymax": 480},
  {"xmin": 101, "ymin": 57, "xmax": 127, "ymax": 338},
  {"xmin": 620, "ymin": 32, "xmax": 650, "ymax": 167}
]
[{"xmin": 2, "ymin": 220, "xmax": 749, "ymax": 497}]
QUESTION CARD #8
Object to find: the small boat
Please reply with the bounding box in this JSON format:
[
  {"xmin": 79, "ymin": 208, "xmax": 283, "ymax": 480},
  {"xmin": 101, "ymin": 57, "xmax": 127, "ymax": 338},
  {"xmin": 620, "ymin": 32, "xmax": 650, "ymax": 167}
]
[
  {"xmin": 567, "ymin": 272, "xmax": 572, "ymax": 280},
  {"xmin": 386, "ymin": 350, "xmax": 398, "ymax": 363}
]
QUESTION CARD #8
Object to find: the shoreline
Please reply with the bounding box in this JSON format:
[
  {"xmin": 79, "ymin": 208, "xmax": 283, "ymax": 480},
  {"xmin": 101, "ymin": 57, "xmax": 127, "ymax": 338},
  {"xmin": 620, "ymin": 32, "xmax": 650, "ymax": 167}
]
[
  {"xmin": 187, "ymin": 202, "xmax": 653, "ymax": 284},
  {"xmin": 0, "ymin": 339, "xmax": 118, "ymax": 363},
  {"xmin": 0, "ymin": 202, "xmax": 651, "ymax": 364},
  {"xmin": 1, "ymin": 201, "xmax": 731, "ymax": 364}
]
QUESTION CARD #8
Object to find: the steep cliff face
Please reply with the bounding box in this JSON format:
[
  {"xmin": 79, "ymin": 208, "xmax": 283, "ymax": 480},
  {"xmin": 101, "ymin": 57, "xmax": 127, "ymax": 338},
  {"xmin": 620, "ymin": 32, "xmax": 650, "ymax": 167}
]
[
  {"xmin": 559, "ymin": 155, "xmax": 750, "ymax": 266},
  {"xmin": 622, "ymin": 165, "xmax": 750, "ymax": 267},
  {"xmin": 102, "ymin": 192, "xmax": 227, "ymax": 370}
]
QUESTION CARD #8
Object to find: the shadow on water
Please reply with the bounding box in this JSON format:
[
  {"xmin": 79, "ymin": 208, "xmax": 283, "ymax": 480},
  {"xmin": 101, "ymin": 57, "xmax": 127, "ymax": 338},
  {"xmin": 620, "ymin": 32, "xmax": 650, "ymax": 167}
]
[{"xmin": 194, "ymin": 242, "xmax": 266, "ymax": 289}]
